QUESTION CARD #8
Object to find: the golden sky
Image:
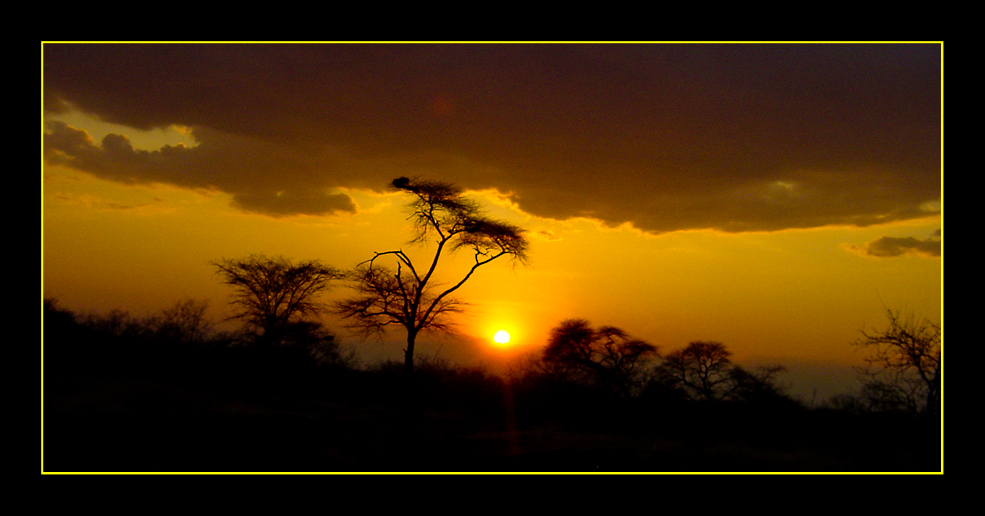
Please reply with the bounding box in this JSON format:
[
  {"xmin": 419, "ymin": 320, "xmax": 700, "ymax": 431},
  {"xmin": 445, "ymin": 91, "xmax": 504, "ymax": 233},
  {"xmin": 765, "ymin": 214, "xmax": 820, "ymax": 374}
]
[{"xmin": 42, "ymin": 42, "xmax": 942, "ymax": 400}]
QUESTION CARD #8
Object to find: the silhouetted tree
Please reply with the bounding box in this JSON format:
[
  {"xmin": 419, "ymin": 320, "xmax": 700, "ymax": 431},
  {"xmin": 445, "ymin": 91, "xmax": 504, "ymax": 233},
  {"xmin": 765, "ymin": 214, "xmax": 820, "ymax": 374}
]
[
  {"xmin": 854, "ymin": 309, "xmax": 940, "ymax": 416},
  {"xmin": 657, "ymin": 341, "xmax": 736, "ymax": 401},
  {"xmin": 280, "ymin": 320, "xmax": 358, "ymax": 370},
  {"xmin": 820, "ymin": 392, "xmax": 868, "ymax": 414},
  {"xmin": 728, "ymin": 363, "xmax": 790, "ymax": 405},
  {"xmin": 47, "ymin": 299, "xmax": 220, "ymax": 379},
  {"xmin": 541, "ymin": 319, "xmax": 658, "ymax": 396},
  {"xmin": 146, "ymin": 298, "xmax": 214, "ymax": 345},
  {"xmin": 655, "ymin": 341, "xmax": 789, "ymax": 404},
  {"xmin": 336, "ymin": 178, "xmax": 528, "ymax": 376},
  {"xmin": 213, "ymin": 254, "xmax": 343, "ymax": 347}
]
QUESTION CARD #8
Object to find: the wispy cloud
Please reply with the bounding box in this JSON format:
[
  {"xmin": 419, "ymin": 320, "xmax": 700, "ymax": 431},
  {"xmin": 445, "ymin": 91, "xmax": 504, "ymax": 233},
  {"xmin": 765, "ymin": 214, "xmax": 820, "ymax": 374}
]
[{"xmin": 850, "ymin": 230, "xmax": 941, "ymax": 258}]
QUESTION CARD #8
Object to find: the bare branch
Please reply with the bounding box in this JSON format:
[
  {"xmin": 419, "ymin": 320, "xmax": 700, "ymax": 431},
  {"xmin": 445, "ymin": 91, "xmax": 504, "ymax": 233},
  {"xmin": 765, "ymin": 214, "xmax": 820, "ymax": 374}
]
[{"xmin": 853, "ymin": 309, "xmax": 941, "ymax": 415}]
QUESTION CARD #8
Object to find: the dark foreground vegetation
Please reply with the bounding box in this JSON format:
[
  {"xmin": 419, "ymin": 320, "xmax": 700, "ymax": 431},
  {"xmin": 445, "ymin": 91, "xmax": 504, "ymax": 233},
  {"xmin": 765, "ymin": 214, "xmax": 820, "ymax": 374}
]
[{"xmin": 43, "ymin": 300, "xmax": 941, "ymax": 473}]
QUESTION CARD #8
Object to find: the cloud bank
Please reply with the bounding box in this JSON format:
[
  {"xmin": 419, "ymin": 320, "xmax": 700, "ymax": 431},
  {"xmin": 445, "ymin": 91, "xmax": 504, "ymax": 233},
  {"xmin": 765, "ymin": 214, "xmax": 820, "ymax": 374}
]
[{"xmin": 43, "ymin": 43, "xmax": 941, "ymax": 232}]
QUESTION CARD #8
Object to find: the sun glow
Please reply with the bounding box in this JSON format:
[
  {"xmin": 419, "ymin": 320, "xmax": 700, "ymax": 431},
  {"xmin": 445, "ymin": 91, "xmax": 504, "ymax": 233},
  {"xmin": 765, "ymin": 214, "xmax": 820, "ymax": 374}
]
[{"xmin": 493, "ymin": 330, "xmax": 511, "ymax": 345}]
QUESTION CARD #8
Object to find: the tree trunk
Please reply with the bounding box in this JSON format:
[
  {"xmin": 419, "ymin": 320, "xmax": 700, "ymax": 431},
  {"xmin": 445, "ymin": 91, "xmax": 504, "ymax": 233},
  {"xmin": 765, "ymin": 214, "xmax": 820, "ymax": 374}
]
[{"xmin": 403, "ymin": 330, "xmax": 417, "ymax": 377}]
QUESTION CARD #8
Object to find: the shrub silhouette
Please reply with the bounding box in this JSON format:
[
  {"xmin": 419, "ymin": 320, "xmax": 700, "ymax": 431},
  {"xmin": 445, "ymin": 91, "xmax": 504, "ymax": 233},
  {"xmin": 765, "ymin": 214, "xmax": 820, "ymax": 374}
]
[{"xmin": 43, "ymin": 296, "xmax": 356, "ymax": 397}]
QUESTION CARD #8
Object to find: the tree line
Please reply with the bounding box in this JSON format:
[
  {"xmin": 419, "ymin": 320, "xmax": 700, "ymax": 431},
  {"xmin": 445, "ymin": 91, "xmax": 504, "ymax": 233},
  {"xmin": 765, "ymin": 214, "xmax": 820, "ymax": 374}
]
[{"xmin": 44, "ymin": 177, "xmax": 940, "ymax": 418}]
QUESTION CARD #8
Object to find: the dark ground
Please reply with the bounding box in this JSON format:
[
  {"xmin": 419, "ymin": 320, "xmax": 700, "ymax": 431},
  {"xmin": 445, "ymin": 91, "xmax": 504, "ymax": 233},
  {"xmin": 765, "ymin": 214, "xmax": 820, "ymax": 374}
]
[{"xmin": 43, "ymin": 372, "xmax": 941, "ymax": 474}]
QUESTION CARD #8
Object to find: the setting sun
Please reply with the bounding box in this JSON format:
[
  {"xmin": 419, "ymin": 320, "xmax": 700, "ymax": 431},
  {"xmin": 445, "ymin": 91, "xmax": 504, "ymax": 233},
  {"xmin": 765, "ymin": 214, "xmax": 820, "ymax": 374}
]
[{"xmin": 493, "ymin": 330, "xmax": 511, "ymax": 345}]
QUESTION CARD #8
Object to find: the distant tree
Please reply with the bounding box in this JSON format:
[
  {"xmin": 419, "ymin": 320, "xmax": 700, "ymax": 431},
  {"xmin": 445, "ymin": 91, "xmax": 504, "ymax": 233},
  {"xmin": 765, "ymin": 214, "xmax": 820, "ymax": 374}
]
[
  {"xmin": 50, "ymin": 300, "xmax": 218, "ymax": 378},
  {"xmin": 820, "ymin": 392, "xmax": 868, "ymax": 414},
  {"xmin": 68, "ymin": 299, "xmax": 214, "ymax": 345},
  {"xmin": 656, "ymin": 341, "xmax": 737, "ymax": 401},
  {"xmin": 653, "ymin": 341, "xmax": 788, "ymax": 403},
  {"xmin": 213, "ymin": 254, "xmax": 343, "ymax": 347},
  {"xmin": 147, "ymin": 298, "xmax": 214, "ymax": 345},
  {"xmin": 727, "ymin": 363, "xmax": 790, "ymax": 405},
  {"xmin": 336, "ymin": 178, "xmax": 528, "ymax": 377},
  {"xmin": 78, "ymin": 307, "xmax": 147, "ymax": 340},
  {"xmin": 280, "ymin": 320, "xmax": 359, "ymax": 370},
  {"xmin": 854, "ymin": 309, "xmax": 941, "ymax": 416},
  {"xmin": 541, "ymin": 319, "xmax": 658, "ymax": 397}
]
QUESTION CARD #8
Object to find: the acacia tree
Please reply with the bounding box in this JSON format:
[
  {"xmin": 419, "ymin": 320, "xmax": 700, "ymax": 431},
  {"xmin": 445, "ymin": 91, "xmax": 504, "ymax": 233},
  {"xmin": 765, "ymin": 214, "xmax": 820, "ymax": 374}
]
[
  {"xmin": 213, "ymin": 254, "xmax": 343, "ymax": 347},
  {"xmin": 655, "ymin": 341, "xmax": 787, "ymax": 402},
  {"xmin": 336, "ymin": 178, "xmax": 528, "ymax": 376},
  {"xmin": 854, "ymin": 309, "xmax": 941, "ymax": 416},
  {"xmin": 541, "ymin": 319, "xmax": 658, "ymax": 396},
  {"xmin": 657, "ymin": 341, "xmax": 737, "ymax": 401}
]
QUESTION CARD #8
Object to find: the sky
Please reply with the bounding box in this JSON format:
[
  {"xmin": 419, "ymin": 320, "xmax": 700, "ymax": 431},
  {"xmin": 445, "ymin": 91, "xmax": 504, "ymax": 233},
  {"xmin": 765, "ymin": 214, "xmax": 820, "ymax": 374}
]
[{"xmin": 41, "ymin": 42, "xmax": 942, "ymax": 401}]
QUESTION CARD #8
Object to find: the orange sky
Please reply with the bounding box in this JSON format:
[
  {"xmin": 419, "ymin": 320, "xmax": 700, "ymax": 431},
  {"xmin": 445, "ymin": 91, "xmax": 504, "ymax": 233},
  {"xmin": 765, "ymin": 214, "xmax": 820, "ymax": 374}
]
[{"xmin": 42, "ymin": 42, "xmax": 942, "ymax": 401}]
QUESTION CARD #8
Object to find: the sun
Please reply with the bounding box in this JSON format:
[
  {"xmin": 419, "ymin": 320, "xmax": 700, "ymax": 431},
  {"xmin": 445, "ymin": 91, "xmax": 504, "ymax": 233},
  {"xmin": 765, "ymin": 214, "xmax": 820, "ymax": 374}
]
[{"xmin": 493, "ymin": 329, "xmax": 511, "ymax": 345}]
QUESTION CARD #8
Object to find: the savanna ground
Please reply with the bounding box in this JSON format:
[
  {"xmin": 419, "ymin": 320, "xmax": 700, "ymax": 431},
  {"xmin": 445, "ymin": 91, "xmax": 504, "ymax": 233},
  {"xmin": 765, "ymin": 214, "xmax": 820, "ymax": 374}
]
[
  {"xmin": 43, "ymin": 359, "xmax": 940, "ymax": 473},
  {"xmin": 42, "ymin": 302, "xmax": 940, "ymax": 474}
]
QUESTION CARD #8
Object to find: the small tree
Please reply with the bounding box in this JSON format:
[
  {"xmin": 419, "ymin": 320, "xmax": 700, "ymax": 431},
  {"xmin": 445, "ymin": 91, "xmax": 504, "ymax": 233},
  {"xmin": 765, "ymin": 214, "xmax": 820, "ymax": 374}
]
[
  {"xmin": 336, "ymin": 178, "xmax": 528, "ymax": 376},
  {"xmin": 541, "ymin": 319, "xmax": 659, "ymax": 397},
  {"xmin": 655, "ymin": 341, "xmax": 789, "ymax": 403},
  {"xmin": 213, "ymin": 254, "xmax": 343, "ymax": 347},
  {"xmin": 854, "ymin": 309, "xmax": 941, "ymax": 416},
  {"xmin": 657, "ymin": 341, "xmax": 736, "ymax": 401},
  {"xmin": 728, "ymin": 363, "xmax": 790, "ymax": 406},
  {"xmin": 150, "ymin": 298, "xmax": 214, "ymax": 345}
]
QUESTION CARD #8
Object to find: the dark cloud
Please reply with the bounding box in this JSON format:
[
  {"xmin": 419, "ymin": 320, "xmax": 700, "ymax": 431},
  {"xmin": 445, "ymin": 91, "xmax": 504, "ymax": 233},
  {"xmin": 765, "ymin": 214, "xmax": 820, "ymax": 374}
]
[
  {"xmin": 44, "ymin": 121, "xmax": 358, "ymax": 216},
  {"xmin": 855, "ymin": 231, "xmax": 941, "ymax": 258},
  {"xmin": 43, "ymin": 43, "xmax": 941, "ymax": 231}
]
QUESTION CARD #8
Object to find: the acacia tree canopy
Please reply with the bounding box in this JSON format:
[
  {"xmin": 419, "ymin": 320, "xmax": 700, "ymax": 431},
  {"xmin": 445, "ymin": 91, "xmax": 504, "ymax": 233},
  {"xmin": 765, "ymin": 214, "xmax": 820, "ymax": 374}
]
[{"xmin": 213, "ymin": 254, "xmax": 343, "ymax": 345}]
